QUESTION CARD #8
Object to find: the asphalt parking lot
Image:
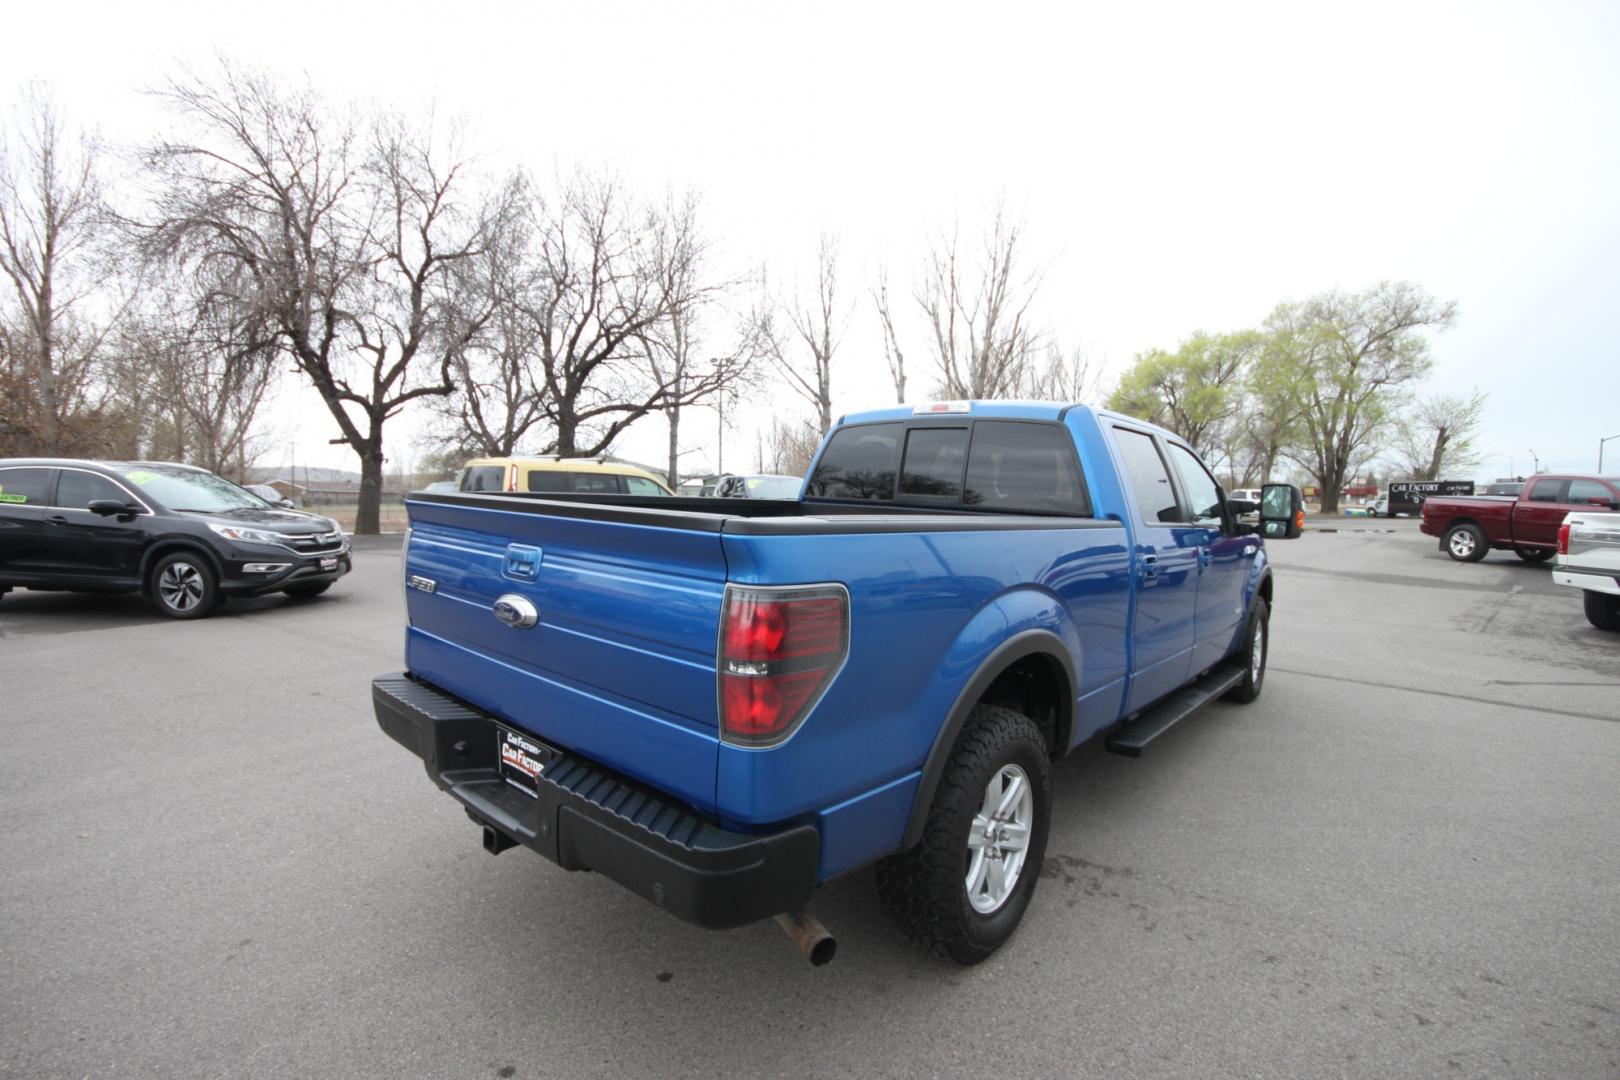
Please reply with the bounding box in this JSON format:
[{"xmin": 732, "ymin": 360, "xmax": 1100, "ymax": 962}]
[{"xmin": 2, "ymin": 526, "xmax": 1616, "ymax": 1079}]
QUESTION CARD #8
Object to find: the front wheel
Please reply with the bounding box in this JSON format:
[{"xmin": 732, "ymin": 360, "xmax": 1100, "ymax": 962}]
[
  {"xmin": 876, "ymin": 704, "xmax": 1051, "ymax": 965},
  {"xmin": 1584, "ymin": 591, "xmax": 1620, "ymax": 631},
  {"xmin": 1514, "ymin": 547, "xmax": 1554, "ymax": 563},
  {"xmin": 1224, "ymin": 596, "xmax": 1269, "ymax": 703},
  {"xmin": 149, "ymin": 552, "xmax": 221, "ymax": 619},
  {"xmin": 1444, "ymin": 523, "xmax": 1488, "ymax": 562}
]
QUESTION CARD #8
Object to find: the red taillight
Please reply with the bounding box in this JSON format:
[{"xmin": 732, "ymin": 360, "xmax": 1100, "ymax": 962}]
[
  {"xmin": 718, "ymin": 585, "xmax": 848, "ymax": 745},
  {"xmin": 1557, "ymin": 523, "xmax": 1571, "ymax": 555}
]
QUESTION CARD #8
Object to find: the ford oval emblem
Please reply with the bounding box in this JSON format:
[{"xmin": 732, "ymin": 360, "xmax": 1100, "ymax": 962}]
[{"xmin": 492, "ymin": 593, "xmax": 539, "ymax": 629}]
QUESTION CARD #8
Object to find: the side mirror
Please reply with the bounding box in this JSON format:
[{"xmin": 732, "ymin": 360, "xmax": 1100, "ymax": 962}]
[
  {"xmin": 88, "ymin": 499, "xmax": 138, "ymax": 517},
  {"xmin": 1227, "ymin": 497, "xmax": 1261, "ymax": 517},
  {"xmin": 1259, "ymin": 483, "xmax": 1305, "ymax": 539}
]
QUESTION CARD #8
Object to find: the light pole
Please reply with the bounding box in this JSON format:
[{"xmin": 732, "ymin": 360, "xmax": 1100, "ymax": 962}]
[
  {"xmin": 1528, "ymin": 448, "xmax": 1541, "ymax": 475},
  {"xmin": 1600, "ymin": 433, "xmax": 1620, "ymax": 472}
]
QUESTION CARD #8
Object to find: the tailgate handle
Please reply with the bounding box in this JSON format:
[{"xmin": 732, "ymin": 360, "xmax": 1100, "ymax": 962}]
[{"xmin": 503, "ymin": 544, "xmax": 541, "ymax": 581}]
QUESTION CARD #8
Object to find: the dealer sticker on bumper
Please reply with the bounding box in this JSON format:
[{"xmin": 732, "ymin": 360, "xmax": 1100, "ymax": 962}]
[
  {"xmin": 496, "ymin": 724, "xmax": 556, "ymax": 796},
  {"xmin": 320, "ymin": 557, "xmax": 338, "ymax": 571}
]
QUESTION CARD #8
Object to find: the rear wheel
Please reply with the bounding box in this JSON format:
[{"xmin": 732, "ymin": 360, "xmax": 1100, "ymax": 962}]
[
  {"xmin": 876, "ymin": 704, "xmax": 1051, "ymax": 965},
  {"xmin": 1224, "ymin": 597, "xmax": 1269, "ymax": 703},
  {"xmin": 1514, "ymin": 547, "xmax": 1554, "ymax": 563},
  {"xmin": 1584, "ymin": 591, "xmax": 1620, "ymax": 631},
  {"xmin": 149, "ymin": 552, "xmax": 221, "ymax": 619},
  {"xmin": 1444, "ymin": 523, "xmax": 1488, "ymax": 562},
  {"xmin": 283, "ymin": 582, "xmax": 332, "ymax": 599}
]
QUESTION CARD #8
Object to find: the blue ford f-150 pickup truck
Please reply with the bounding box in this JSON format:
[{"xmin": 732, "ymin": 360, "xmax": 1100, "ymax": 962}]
[{"xmin": 374, "ymin": 401, "xmax": 1303, "ymax": 964}]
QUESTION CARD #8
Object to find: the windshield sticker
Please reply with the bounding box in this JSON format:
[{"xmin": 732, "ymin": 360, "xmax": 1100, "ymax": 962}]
[
  {"xmin": 0, "ymin": 491, "xmax": 25, "ymax": 503},
  {"xmin": 124, "ymin": 470, "xmax": 157, "ymax": 485}
]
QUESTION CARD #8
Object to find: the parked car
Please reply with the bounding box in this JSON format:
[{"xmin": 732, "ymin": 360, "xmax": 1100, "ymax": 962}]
[
  {"xmin": 244, "ymin": 483, "xmax": 297, "ymax": 509},
  {"xmin": 1421, "ymin": 474, "xmax": 1620, "ymax": 562},
  {"xmin": 457, "ymin": 456, "xmax": 673, "ymax": 496},
  {"xmin": 1554, "ymin": 510, "xmax": 1620, "ymax": 630},
  {"xmin": 712, "ymin": 474, "xmax": 803, "ymax": 499},
  {"xmin": 373, "ymin": 401, "xmax": 1303, "ymax": 964},
  {"xmin": 0, "ymin": 459, "xmax": 350, "ymax": 618}
]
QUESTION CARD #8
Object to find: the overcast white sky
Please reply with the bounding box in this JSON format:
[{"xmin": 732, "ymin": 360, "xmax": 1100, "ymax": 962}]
[{"xmin": 11, "ymin": 0, "xmax": 1620, "ymax": 480}]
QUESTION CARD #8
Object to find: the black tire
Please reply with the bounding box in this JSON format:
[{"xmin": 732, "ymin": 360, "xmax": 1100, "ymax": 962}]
[
  {"xmin": 1584, "ymin": 591, "xmax": 1620, "ymax": 632},
  {"xmin": 148, "ymin": 551, "xmax": 221, "ymax": 619},
  {"xmin": 875, "ymin": 704, "xmax": 1051, "ymax": 965},
  {"xmin": 1224, "ymin": 596, "xmax": 1269, "ymax": 703},
  {"xmin": 1514, "ymin": 547, "xmax": 1554, "ymax": 563},
  {"xmin": 1444, "ymin": 523, "xmax": 1488, "ymax": 562},
  {"xmin": 283, "ymin": 582, "xmax": 333, "ymax": 599}
]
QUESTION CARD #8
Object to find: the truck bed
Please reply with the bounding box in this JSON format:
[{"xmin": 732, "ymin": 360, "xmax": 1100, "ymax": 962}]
[{"xmin": 401, "ymin": 489, "xmax": 1128, "ymax": 870}]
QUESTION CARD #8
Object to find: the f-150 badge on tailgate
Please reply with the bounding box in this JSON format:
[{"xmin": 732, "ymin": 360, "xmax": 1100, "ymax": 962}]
[{"xmin": 492, "ymin": 593, "xmax": 538, "ymax": 629}]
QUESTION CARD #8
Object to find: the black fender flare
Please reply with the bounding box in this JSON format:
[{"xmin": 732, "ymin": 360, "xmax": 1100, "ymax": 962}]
[{"xmin": 899, "ymin": 628, "xmax": 1077, "ymax": 850}]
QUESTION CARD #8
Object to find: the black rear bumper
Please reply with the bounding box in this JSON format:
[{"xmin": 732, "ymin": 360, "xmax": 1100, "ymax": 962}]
[{"xmin": 372, "ymin": 673, "xmax": 818, "ymax": 930}]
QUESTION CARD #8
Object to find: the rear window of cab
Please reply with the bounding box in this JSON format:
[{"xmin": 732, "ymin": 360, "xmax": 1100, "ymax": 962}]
[{"xmin": 806, "ymin": 421, "xmax": 1089, "ymax": 515}]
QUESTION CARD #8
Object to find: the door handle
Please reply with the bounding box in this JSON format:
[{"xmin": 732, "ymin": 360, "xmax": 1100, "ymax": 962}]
[
  {"xmin": 1141, "ymin": 553, "xmax": 1159, "ymax": 587},
  {"xmin": 46, "ymin": 515, "xmax": 69, "ymax": 525}
]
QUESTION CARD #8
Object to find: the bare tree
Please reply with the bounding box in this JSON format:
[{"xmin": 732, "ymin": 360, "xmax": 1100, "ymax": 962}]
[
  {"xmin": 1394, "ymin": 389, "xmax": 1487, "ymax": 481},
  {"xmin": 516, "ymin": 173, "xmax": 738, "ymax": 457},
  {"xmin": 1017, "ymin": 342, "xmax": 1104, "ymax": 403},
  {"xmin": 917, "ymin": 206, "xmax": 1045, "ymax": 398},
  {"xmin": 0, "ymin": 85, "xmax": 115, "ymax": 454},
  {"xmin": 758, "ymin": 413, "xmax": 823, "ymax": 477},
  {"xmin": 873, "ymin": 263, "xmax": 907, "ymax": 403},
  {"xmin": 433, "ymin": 175, "xmax": 550, "ymax": 457},
  {"xmin": 142, "ymin": 65, "xmax": 501, "ymax": 532},
  {"xmin": 761, "ymin": 234, "xmax": 847, "ymax": 433}
]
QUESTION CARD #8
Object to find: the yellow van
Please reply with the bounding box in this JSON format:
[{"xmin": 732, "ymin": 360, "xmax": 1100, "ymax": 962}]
[{"xmin": 456, "ymin": 457, "xmax": 674, "ymax": 497}]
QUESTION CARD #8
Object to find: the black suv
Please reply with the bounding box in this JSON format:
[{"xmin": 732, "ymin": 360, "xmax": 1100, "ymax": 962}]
[{"xmin": 0, "ymin": 459, "xmax": 351, "ymax": 618}]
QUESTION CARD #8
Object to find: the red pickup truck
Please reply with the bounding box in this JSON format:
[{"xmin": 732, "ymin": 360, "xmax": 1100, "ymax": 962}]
[{"xmin": 1422, "ymin": 474, "xmax": 1620, "ymax": 562}]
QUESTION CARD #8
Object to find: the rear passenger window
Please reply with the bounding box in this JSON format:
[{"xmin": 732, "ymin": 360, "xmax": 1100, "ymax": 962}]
[
  {"xmin": 964, "ymin": 422, "xmax": 1086, "ymax": 514},
  {"xmin": 0, "ymin": 467, "xmax": 52, "ymax": 505},
  {"xmin": 806, "ymin": 423, "xmax": 901, "ymax": 501},
  {"xmin": 527, "ymin": 471, "xmax": 568, "ymax": 492},
  {"xmin": 569, "ymin": 473, "xmax": 620, "ymax": 494},
  {"xmin": 1526, "ymin": 479, "xmax": 1567, "ymax": 503},
  {"xmin": 57, "ymin": 471, "xmax": 130, "ymax": 510},
  {"xmin": 900, "ymin": 428, "xmax": 968, "ymax": 498},
  {"xmin": 1113, "ymin": 428, "xmax": 1180, "ymax": 524}
]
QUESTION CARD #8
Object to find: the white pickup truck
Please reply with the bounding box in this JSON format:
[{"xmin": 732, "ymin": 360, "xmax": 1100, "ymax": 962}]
[{"xmin": 1555, "ymin": 511, "xmax": 1620, "ymax": 630}]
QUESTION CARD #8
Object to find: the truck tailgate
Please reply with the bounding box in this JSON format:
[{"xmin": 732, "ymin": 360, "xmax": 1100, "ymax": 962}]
[{"xmin": 402, "ymin": 496, "xmax": 726, "ymax": 813}]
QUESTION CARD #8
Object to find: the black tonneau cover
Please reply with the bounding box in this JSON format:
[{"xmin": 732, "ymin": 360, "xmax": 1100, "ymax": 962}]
[{"xmin": 406, "ymin": 490, "xmax": 1116, "ymax": 536}]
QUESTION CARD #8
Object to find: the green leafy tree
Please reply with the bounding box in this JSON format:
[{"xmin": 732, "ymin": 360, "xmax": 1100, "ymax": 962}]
[
  {"xmin": 1107, "ymin": 329, "xmax": 1262, "ymax": 463},
  {"xmin": 1265, "ymin": 282, "xmax": 1457, "ymax": 513},
  {"xmin": 1393, "ymin": 389, "xmax": 1487, "ymax": 481}
]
